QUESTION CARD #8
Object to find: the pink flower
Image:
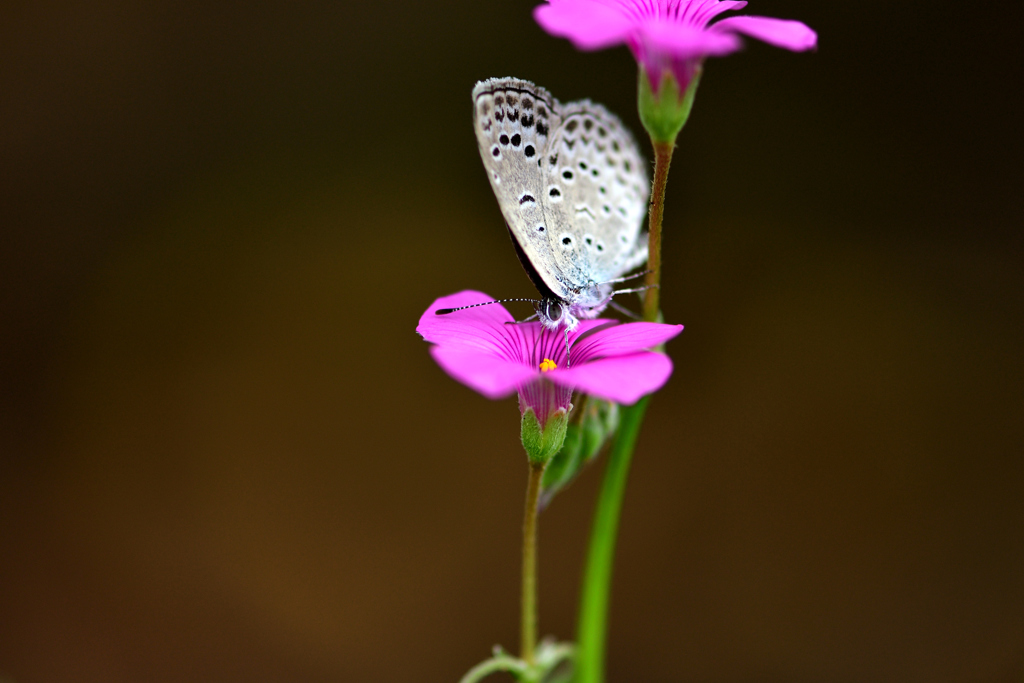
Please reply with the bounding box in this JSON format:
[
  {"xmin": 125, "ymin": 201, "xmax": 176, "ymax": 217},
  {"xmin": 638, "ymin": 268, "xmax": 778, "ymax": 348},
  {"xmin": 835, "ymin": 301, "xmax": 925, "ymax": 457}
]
[
  {"xmin": 534, "ymin": 0, "xmax": 817, "ymax": 91},
  {"xmin": 417, "ymin": 291, "xmax": 683, "ymax": 416}
]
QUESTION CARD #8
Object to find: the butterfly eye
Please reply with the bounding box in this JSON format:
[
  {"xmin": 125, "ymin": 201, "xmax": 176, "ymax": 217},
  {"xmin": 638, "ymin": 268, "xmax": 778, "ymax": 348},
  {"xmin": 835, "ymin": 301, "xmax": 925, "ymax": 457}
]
[{"xmin": 546, "ymin": 301, "xmax": 563, "ymax": 320}]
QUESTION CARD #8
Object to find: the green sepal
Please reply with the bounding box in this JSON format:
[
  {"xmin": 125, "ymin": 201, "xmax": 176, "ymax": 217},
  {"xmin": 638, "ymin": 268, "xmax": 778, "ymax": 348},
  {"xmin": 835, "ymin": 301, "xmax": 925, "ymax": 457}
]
[
  {"xmin": 637, "ymin": 65, "xmax": 702, "ymax": 144},
  {"xmin": 540, "ymin": 423, "xmax": 584, "ymax": 502},
  {"xmin": 521, "ymin": 407, "xmax": 569, "ymax": 467},
  {"xmin": 540, "ymin": 399, "xmax": 620, "ymax": 507}
]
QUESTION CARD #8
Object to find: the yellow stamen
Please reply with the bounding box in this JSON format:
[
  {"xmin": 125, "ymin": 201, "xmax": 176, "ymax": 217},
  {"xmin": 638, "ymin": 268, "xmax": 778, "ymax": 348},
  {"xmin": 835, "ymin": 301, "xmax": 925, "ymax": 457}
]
[{"xmin": 539, "ymin": 358, "xmax": 557, "ymax": 373}]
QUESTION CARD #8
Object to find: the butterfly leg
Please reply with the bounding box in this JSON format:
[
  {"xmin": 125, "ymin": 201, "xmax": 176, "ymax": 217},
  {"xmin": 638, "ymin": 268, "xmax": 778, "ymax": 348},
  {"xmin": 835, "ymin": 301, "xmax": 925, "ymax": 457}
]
[
  {"xmin": 608, "ymin": 299, "xmax": 642, "ymax": 320},
  {"xmin": 565, "ymin": 327, "xmax": 572, "ymax": 368},
  {"xmin": 612, "ymin": 284, "xmax": 659, "ymax": 296},
  {"xmin": 600, "ymin": 269, "xmax": 653, "ymax": 286},
  {"xmin": 504, "ymin": 313, "xmax": 541, "ymax": 325}
]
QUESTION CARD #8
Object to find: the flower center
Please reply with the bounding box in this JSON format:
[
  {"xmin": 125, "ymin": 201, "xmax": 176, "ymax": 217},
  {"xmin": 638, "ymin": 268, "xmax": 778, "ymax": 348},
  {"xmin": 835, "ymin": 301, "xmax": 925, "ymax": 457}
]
[{"xmin": 539, "ymin": 358, "xmax": 557, "ymax": 373}]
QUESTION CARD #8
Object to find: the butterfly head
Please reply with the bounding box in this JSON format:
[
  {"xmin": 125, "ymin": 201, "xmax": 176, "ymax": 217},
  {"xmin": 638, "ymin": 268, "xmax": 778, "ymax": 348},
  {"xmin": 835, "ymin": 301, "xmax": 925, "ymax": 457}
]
[
  {"xmin": 537, "ymin": 283, "xmax": 614, "ymax": 332},
  {"xmin": 537, "ymin": 297, "xmax": 575, "ymax": 331}
]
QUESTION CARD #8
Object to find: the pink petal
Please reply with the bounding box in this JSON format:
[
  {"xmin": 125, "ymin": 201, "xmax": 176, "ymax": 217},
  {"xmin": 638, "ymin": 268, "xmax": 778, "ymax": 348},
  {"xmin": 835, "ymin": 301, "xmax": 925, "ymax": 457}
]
[
  {"xmin": 572, "ymin": 322, "xmax": 683, "ymax": 364},
  {"xmin": 534, "ymin": 0, "xmax": 636, "ymax": 50},
  {"xmin": 430, "ymin": 346, "xmax": 539, "ymax": 400},
  {"xmin": 638, "ymin": 18, "xmax": 742, "ymax": 60},
  {"xmin": 513, "ymin": 319, "xmax": 621, "ymax": 368},
  {"xmin": 550, "ymin": 352, "xmax": 675, "ymax": 405},
  {"xmin": 417, "ymin": 291, "xmax": 517, "ymax": 354},
  {"xmin": 711, "ymin": 15, "xmax": 817, "ymax": 52},
  {"xmin": 691, "ymin": 0, "xmax": 747, "ymax": 27},
  {"xmin": 571, "ymin": 318, "xmax": 619, "ymax": 337}
]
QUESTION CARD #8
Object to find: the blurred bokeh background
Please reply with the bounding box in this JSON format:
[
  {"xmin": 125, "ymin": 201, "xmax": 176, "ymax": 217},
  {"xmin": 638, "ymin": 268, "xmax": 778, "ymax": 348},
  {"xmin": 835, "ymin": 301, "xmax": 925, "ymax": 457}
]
[{"xmin": 1, "ymin": 0, "xmax": 1022, "ymax": 681}]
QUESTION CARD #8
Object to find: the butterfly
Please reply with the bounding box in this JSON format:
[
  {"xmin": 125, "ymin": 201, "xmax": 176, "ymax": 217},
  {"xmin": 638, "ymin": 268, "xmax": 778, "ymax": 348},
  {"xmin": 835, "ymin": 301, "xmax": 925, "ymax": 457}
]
[{"xmin": 439, "ymin": 78, "xmax": 650, "ymax": 344}]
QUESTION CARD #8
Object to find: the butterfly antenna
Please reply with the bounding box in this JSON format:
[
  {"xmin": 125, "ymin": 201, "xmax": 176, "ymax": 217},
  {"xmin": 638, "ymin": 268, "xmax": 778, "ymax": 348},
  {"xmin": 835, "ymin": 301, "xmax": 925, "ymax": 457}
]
[{"xmin": 435, "ymin": 298, "xmax": 541, "ymax": 315}]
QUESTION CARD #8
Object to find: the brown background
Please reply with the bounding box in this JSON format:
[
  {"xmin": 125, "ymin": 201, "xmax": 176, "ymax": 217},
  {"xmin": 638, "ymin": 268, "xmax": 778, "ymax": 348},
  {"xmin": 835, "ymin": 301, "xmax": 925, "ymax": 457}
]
[{"xmin": 1, "ymin": 0, "xmax": 1022, "ymax": 681}]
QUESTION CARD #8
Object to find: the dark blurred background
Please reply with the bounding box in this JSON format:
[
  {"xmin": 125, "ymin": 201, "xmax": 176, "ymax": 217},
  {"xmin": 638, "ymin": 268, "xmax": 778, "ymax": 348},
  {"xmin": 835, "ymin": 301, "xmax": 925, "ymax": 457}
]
[{"xmin": 1, "ymin": 0, "xmax": 1022, "ymax": 681}]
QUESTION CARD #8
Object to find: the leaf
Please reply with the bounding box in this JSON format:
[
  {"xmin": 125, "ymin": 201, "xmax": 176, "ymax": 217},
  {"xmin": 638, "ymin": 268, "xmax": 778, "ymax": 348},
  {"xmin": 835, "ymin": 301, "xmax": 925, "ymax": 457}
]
[{"xmin": 539, "ymin": 398, "xmax": 619, "ymax": 509}]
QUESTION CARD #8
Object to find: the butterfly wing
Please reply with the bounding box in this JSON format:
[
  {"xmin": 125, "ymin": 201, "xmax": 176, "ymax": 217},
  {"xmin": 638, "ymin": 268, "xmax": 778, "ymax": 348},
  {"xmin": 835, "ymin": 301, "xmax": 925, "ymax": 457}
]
[
  {"xmin": 542, "ymin": 101, "xmax": 650, "ymax": 289},
  {"xmin": 472, "ymin": 78, "xmax": 568, "ymax": 299}
]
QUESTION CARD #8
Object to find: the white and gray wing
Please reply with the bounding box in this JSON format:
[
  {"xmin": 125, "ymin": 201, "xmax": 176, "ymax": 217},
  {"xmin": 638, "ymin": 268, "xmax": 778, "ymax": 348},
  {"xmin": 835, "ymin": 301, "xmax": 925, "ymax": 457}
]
[
  {"xmin": 472, "ymin": 78, "xmax": 567, "ymax": 297},
  {"xmin": 540, "ymin": 101, "xmax": 650, "ymax": 288}
]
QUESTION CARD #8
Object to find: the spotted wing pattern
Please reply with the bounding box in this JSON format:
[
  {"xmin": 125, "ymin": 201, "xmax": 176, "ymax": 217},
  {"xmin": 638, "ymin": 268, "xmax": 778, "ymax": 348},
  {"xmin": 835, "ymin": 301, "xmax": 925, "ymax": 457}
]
[
  {"xmin": 472, "ymin": 78, "xmax": 565, "ymax": 296},
  {"xmin": 542, "ymin": 100, "xmax": 649, "ymax": 289},
  {"xmin": 473, "ymin": 77, "xmax": 648, "ymax": 300}
]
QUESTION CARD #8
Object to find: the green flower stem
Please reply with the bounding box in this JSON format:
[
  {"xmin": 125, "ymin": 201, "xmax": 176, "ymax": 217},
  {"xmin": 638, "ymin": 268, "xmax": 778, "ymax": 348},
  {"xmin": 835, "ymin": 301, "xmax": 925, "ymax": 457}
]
[
  {"xmin": 574, "ymin": 396, "xmax": 650, "ymax": 683},
  {"xmin": 522, "ymin": 461, "xmax": 546, "ymax": 665},
  {"xmin": 575, "ymin": 129, "xmax": 674, "ymax": 683},
  {"xmin": 642, "ymin": 140, "xmax": 675, "ymax": 323}
]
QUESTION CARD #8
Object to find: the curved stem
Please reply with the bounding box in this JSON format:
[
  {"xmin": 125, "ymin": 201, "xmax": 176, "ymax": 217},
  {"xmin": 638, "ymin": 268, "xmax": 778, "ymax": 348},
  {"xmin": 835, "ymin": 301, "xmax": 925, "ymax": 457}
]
[
  {"xmin": 458, "ymin": 655, "xmax": 527, "ymax": 683},
  {"xmin": 574, "ymin": 397, "xmax": 649, "ymax": 683},
  {"xmin": 642, "ymin": 141, "xmax": 675, "ymax": 323},
  {"xmin": 522, "ymin": 462, "xmax": 545, "ymax": 665}
]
